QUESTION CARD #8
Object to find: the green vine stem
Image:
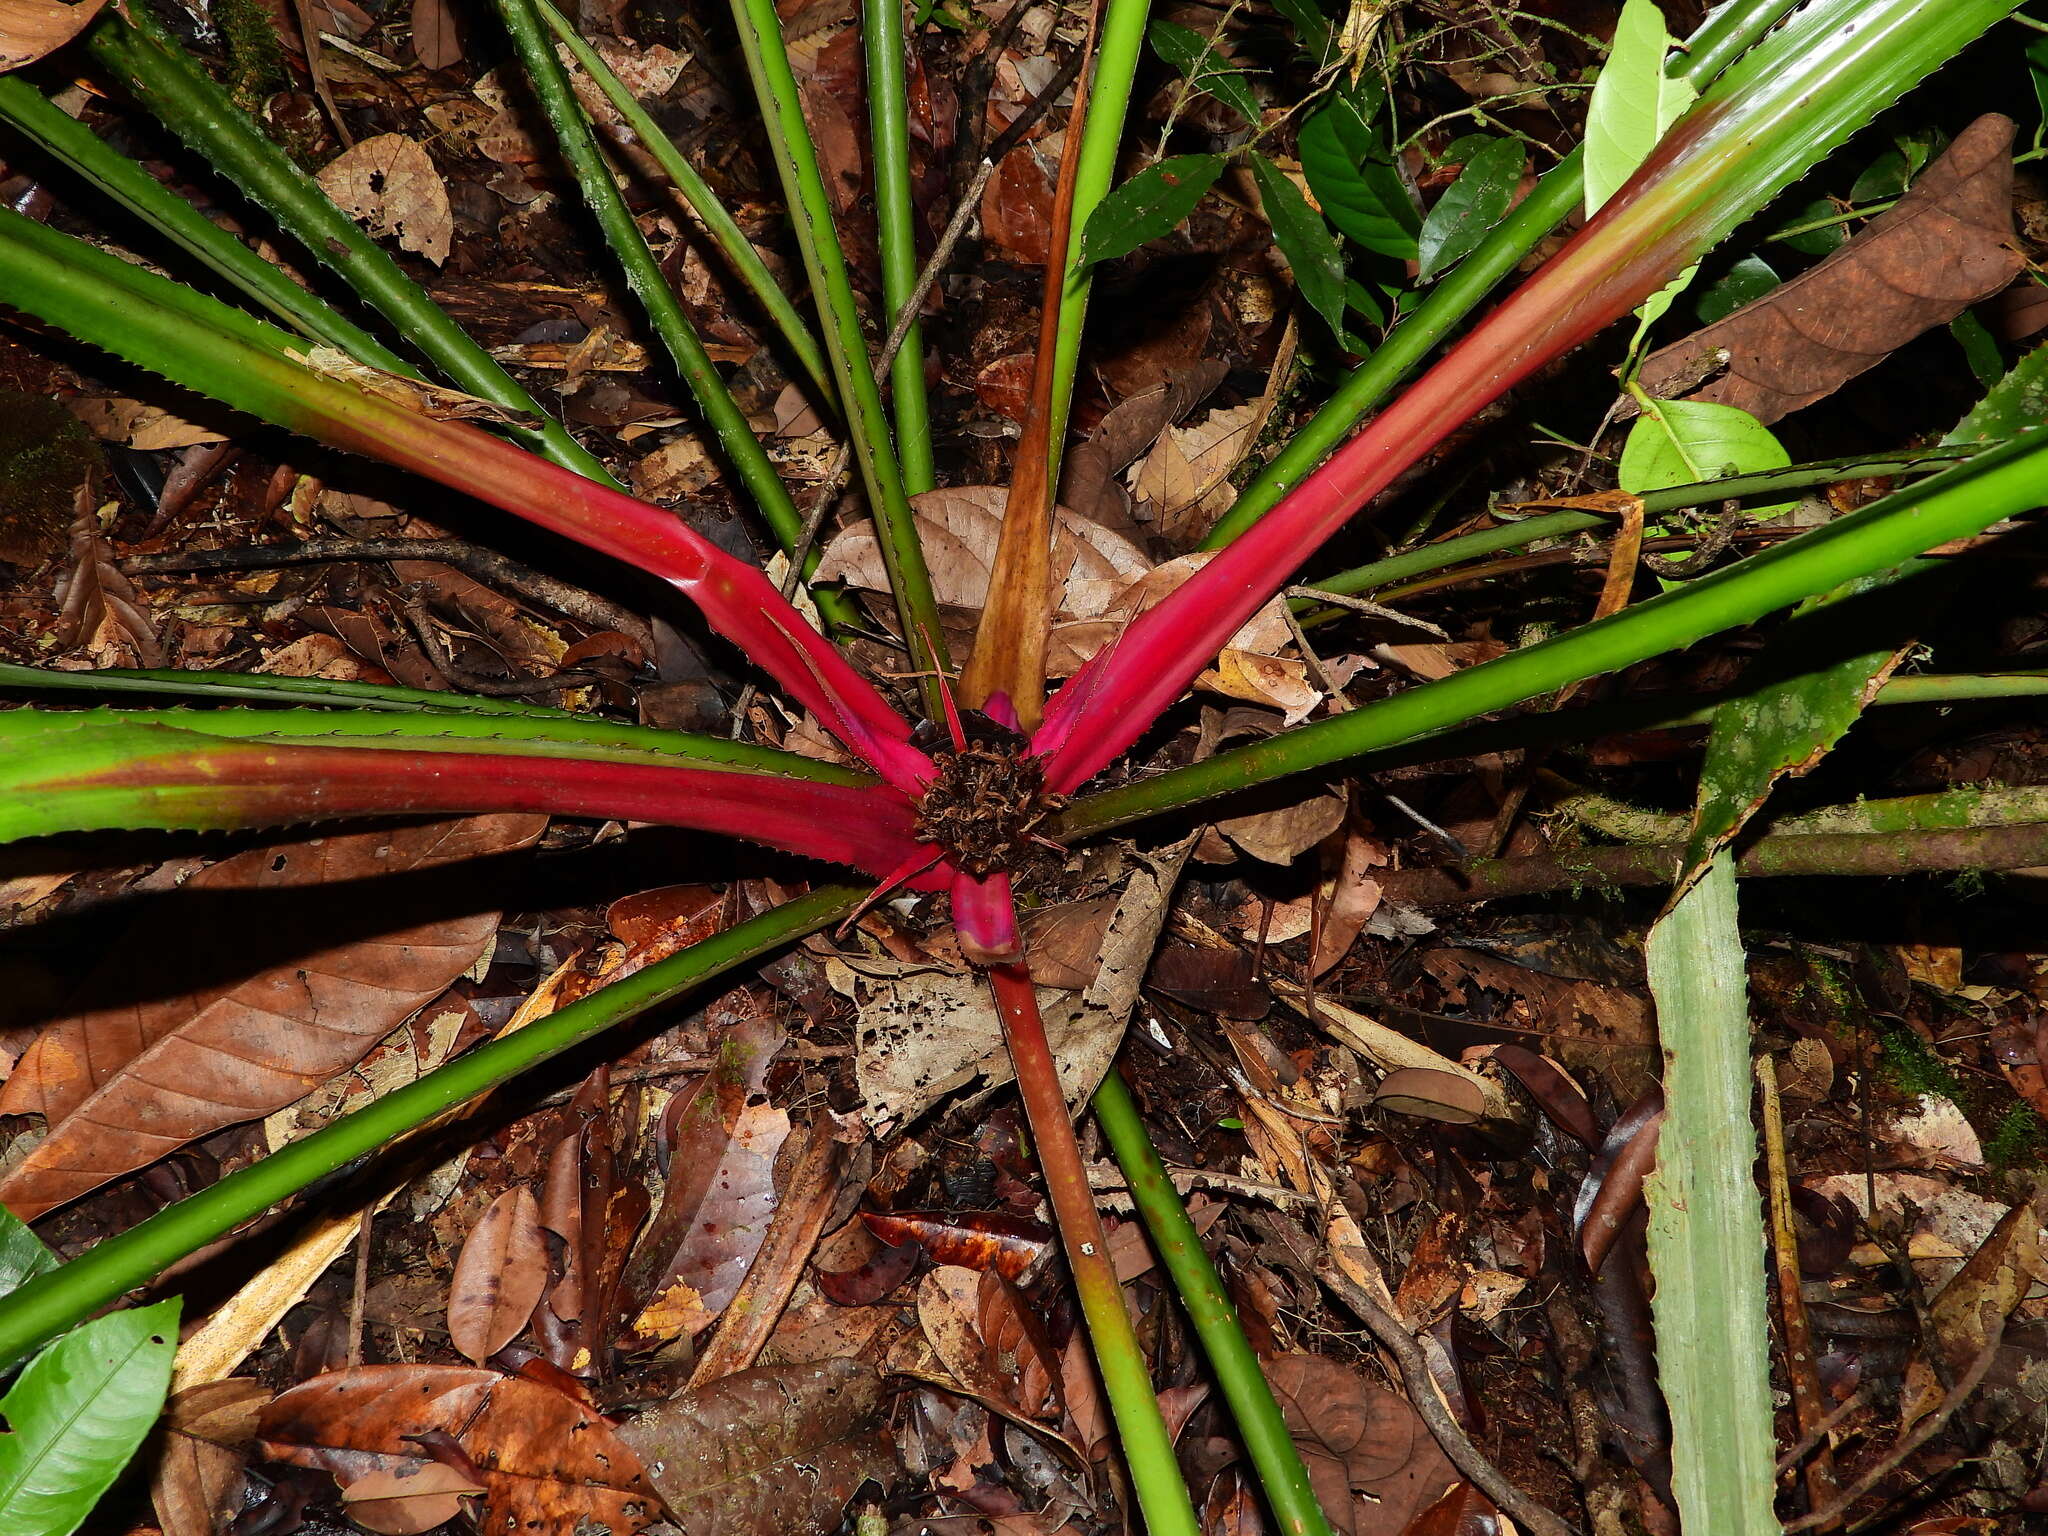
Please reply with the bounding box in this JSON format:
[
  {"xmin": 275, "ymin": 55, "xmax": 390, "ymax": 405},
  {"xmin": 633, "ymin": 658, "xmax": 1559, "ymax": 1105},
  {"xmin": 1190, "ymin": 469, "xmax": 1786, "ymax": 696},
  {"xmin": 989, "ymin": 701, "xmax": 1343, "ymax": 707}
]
[
  {"xmin": 532, "ymin": 0, "xmax": 835, "ymax": 404},
  {"xmin": 1204, "ymin": 0, "xmax": 1806, "ymax": 547},
  {"xmin": 83, "ymin": 11, "xmax": 616, "ymax": 486},
  {"xmin": 864, "ymin": 0, "xmax": 936, "ymax": 493},
  {"xmin": 1045, "ymin": 0, "xmax": 1154, "ymax": 479},
  {"xmin": 1058, "ymin": 431, "xmax": 2048, "ymax": 837},
  {"xmin": 727, "ymin": 0, "xmax": 948, "ymax": 710},
  {"xmin": 1093, "ymin": 1070, "xmax": 1333, "ymax": 1536},
  {"xmin": 1296, "ymin": 448, "xmax": 1977, "ymax": 615},
  {"xmin": 493, "ymin": 0, "xmax": 844, "ymax": 617},
  {"xmin": 1556, "ymin": 779, "xmax": 2048, "ymax": 844},
  {"xmin": 988, "ymin": 965, "xmax": 1201, "ymax": 1536},
  {"xmin": 0, "ymin": 886, "xmax": 863, "ymax": 1370},
  {"xmin": 0, "ymin": 76, "xmax": 414, "ymax": 374}
]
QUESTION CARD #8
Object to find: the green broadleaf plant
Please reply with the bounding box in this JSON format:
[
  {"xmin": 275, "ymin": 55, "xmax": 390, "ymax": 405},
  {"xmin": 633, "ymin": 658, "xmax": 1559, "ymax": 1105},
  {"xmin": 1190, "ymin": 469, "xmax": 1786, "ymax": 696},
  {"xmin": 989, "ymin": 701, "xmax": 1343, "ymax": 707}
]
[
  {"xmin": 0, "ymin": 3, "xmax": 2031, "ymax": 1534},
  {"xmin": 1415, "ymin": 135, "xmax": 1525, "ymax": 281}
]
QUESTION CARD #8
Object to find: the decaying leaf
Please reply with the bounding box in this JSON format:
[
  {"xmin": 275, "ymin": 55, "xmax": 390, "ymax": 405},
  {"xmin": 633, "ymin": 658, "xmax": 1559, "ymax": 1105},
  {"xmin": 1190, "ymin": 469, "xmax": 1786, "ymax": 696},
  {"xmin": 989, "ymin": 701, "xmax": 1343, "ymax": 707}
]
[
  {"xmin": 1263, "ymin": 1354, "xmax": 1459, "ymax": 1535},
  {"xmin": 150, "ymin": 1379, "xmax": 270, "ymax": 1536},
  {"xmin": 1371, "ymin": 1067, "xmax": 1488, "ymax": 1125},
  {"xmin": 261, "ymin": 1367, "xmax": 657, "ymax": 1531},
  {"xmin": 843, "ymin": 840, "xmax": 1192, "ymax": 1124},
  {"xmin": 1637, "ymin": 115, "xmax": 2022, "ymax": 422},
  {"xmin": 1129, "ymin": 402, "xmax": 1260, "ymax": 541},
  {"xmin": 447, "ymin": 1186, "xmax": 550, "ymax": 1365},
  {"xmin": 1899, "ymin": 1199, "xmax": 2040, "ymax": 1432},
  {"xmin": 316, "ymin": 133, "xmax": 455, "ymax": 265},
  {"xmin": 0, "ymin": 0, "xmax": 105, "ymax": 72},
  {"xmin": 51, "ymin": 492, "xmax": 164, "ymax": 667},
  {"xmin": 342, "ymin": 1462, "xmax": 488, "ymax": 1535},
  {"xmin": 0, "ymin": 815, "xmax": 545, "ymax": 1218},
  {"xmin": 614, "ymin": 1358, "xmax": 896, "ymax": 1535},
  {"xmin": 621, "ymin": 1007, "xmax": 790, "ymax": 1344}
]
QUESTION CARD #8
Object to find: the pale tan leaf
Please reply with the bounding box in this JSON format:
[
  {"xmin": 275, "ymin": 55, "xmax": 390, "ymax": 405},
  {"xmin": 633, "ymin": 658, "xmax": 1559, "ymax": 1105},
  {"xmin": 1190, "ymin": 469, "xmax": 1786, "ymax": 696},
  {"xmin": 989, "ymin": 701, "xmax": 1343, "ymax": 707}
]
[
  {"xmin": 316, "ymin": 133, "xmax": 453, "ymax": 265},
  {"xmin": 68, "ymin": 397, "xmax": 226, "ymax": 449},
  {"xmin": 447, "ymin": 1186, "xmax": 549, "ymax": 1364},
  {"xmin": 0, "ymin": 0, "xmax": 103, "ymax": 71},
  {"xmin": 341, "ymin": 1463, "xmax": 486, "ymax": 1535}
]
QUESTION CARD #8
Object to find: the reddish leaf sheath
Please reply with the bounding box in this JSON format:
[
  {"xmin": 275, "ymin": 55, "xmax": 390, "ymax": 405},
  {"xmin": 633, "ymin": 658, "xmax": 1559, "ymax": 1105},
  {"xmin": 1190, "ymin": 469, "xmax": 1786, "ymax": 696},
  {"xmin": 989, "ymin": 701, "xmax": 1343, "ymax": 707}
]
[{"xmin": 31, "ymin": 736, "xmax": 930, "ymax": 878}]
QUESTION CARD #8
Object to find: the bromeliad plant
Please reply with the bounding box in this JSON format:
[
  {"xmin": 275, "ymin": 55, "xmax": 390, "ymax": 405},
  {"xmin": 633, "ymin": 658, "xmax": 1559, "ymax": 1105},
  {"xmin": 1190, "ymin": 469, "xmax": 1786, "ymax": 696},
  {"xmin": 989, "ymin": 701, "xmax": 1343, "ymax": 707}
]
[{"xmin": 0, "ymin": 0, "xmax": 2042, "ymax": 1529}]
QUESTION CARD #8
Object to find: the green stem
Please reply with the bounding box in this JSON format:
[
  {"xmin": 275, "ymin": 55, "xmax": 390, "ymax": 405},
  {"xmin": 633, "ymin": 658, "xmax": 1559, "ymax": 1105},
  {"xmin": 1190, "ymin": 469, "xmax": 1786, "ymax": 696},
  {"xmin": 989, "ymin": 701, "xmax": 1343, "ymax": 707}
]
[
  {"xmin": 0, "ymin": 661, "xmax": 583, "ymax": 716},
  {"xmin": 85, "ymin": 11, "xmax": 618, "ymax": 487},
  {"xmin": 493, "ymin": 0, "xmax": 846, "ymax": 622},
  {"xmin": 1047, "ymin": 0, "xmax": 1153, "ymax": 482},
  {"xmin": 0, "ymin": 75, "xmax": 412, "ymax": 373},
  {"xmin": 1058, "ymin": 432, "xmax": 2048, "ymax": 837},
  {"xmin": 533, "ymin": 0, "xmax": 834, "ymax": 404},
  {"xmin": 727, "ymin": 0, "xmax": 948, "ymax": 710},
  {"xmin": 864, "ymin": 0, "xmax": 935, "ymax": 494},
  {"xmin": 1093, "ymin": 1071, "xmax": 1332, "ymax": 1536},
  {"xmin": 0, "ymin": 886, "xmax": 862, "ymax": 1370},
  {"xmin": 1205, "ymin": 0, "xmax": 1806, "ymax": 547},
  {"xmin": 1296, "ymin": 448, "xmax": 1977, "ymax": 613},
  {"xmin": 989, "ymin": 966, "xmax": 1199, "ymax": 1536}
]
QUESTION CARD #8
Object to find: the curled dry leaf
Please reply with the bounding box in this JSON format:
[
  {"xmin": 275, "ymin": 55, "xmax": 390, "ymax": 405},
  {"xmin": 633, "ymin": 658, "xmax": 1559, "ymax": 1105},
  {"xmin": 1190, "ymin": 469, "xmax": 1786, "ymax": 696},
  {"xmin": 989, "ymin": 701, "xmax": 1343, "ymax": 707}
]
[
  {"xmin": 342, "ymin": 1462, "xmax": 488, "ymax": 1535},
  {"xmin": 1637, "ymin": 115, "xmax": 2022, "ymax": 423},
  {"xmin": 1129, "ymin": 401, "xmax": 1261, "ymax": 542},
  {"xmin": 259, "ymin": 1366, "xmax": 661, "ymax": 1533},
  {"xmin": 0, "ymin": 0, "xmax": 105, "ymax": 71},
  {"xmin": 1372, "ymin": 1067, "xmax": 1488, "ymax": 1125},
  {"xmin": 67, "ymin": 396, "xmax": 226, "ymax": 449},
  {"xmin": 448, "ymin": 1186, "xmax": 550, "ymax": 1365},
  {"xmin": 862, "ymin": 1209, "xmax": 1051, "ymax": 1281},
  {"xmin": 0, "ymin": 815, "xmax": 546, "ymax": 1219},
  {"xmin": 614, "ymin": 1358, "xmax": 896, "ymax": 1536},
  {"xmin": 52, "ymin": 492, "xmax": 164, "ymax": 667},
  {"xmin": 316, "ymin": 133, "xmax": 454, "ymax": 265},
  {"xmin": 1263, "ymin": 1353, "xmax": 1458, "ymax": 1536},
  {"xmin": 1900, "ymin": 1199, "xmax": 2040, "ymax": 1433},
  {"xmin": 918, "ymin": 1266, "xmax": 1056, "ymax": 1418},
  {"xmin": 150, "ymin": 1379, "xmax": 270, "ymax": 1536},
  {"xmin": 816, "ymin": 490, "xmax": 1299, "ymax": 680}
]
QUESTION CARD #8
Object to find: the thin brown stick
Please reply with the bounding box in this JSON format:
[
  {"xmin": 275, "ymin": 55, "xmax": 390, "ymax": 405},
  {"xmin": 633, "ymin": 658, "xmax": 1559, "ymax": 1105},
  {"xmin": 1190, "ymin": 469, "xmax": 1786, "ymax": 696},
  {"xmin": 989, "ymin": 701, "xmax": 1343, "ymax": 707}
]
[
  {"xmin": 1318, "ymin": 1261, "xmax": 1582, "ymax": 1536},
  {"xmin": 1780, "ymin": 1331, "xmax": 2003, "ymax": 1533},
  {"xmin": 1757, "ymin": 1057, "xmax": 1839, "ymax": 1523}
]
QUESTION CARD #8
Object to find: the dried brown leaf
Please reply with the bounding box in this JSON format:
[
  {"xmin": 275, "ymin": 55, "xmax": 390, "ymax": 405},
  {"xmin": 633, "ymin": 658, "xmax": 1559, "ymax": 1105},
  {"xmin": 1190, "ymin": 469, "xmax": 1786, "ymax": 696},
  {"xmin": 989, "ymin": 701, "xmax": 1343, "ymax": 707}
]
[
  {"xmin": 51, "ymin": 493, "xmax": 163, "ymax": 666},
  {"xmin": 409, "ymin": 0, "xmax": 462, "ymax": 69},
  {"xmin": 259, "ymin": 1366, "xmax": 660, "ymax": 1532},
  {"xmin": 316, "ymin": 134, "xmax": 454, "ymax": 265},
  {"xmin": 614, "ymin": 1358, "xmax": 895, "ymax": 1536},
  {"xmin": 1638, "ymin": 116, "xmax": 2022, "ymax": 422},
  {"xmin": 0, "ymin": 816, "xmax": 544, "ymax": 1218},
  {"xmin": 150, "ymin": 1379, "xmax": 270, "ymax": 1536},
  {"xmin": 341, "ymin": 1462, "xmax": 487, "ymax": 1534},
  {"xmin": 1372, "ymin": 1068, "xmax": 1488, "ymax": 1125},
  {"xmin": 1263, "ymin": 1354, "xmax": 1459, "ymax": 1536},
  {"xmin": 0, "ymin": 0, "xmax": 104, "ymax": 71},
  {"xmin": 448, "ymin": 1186, "xmax": 550, "ymax": 1365}
]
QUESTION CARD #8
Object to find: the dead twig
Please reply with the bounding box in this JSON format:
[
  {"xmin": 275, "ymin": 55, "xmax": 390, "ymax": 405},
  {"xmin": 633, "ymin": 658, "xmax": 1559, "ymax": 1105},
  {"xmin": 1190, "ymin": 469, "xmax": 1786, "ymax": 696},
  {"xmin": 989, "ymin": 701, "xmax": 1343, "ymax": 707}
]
[{"xmin": 1318, "ymin": 1261, "xmax": 1582, "ymax": 1536}]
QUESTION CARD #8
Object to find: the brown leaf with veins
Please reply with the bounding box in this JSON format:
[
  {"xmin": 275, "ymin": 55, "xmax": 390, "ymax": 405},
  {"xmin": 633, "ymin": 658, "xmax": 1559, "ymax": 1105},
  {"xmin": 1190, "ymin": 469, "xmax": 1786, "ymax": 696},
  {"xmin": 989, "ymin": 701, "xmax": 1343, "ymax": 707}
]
[
  {"xmin": 0, "ymin": 0, "xmax": 104, "ymax": 71},
  {"xmin": 316, "ymin": 134, "xmax": 454, "ymax": 265},
  {"xmin": 0, "ymin": 815, "xmax": 545, "ymax": 1218},
  {"xmin": 52, "ymin": 489, "xmax": 163, "ymax": 667},
  {"xmin": 150, "ymin": 1379, "xmax": 270, "ymax": 1536},
  {"xmin": 1638, "ymin": 115, "xmax": 2022, "ymax": 423},
  {"xmin": 259, "ymin": 1365, "xmax": 660, "ymax": 1533},
  {"xmin": 615, "ymin": 1358, "xmax": 895, "ymax": 1536},
  {"xmin": 1263, "ymin": 1354, "xmax": 1458, "ymax": 1536},
  {"xmin": 448, "ymin": 1186, "xmax": 549, "ymax": 1365}
]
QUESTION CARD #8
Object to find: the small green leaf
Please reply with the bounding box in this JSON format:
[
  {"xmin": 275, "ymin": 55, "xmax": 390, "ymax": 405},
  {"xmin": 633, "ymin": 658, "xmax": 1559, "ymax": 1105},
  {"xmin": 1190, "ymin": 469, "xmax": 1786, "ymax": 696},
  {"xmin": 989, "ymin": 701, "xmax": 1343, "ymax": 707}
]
[
  {"xmin": 1583, "ymin": 0, "xmax": 1695, "ymax": 213},
  {"xmin": 1695, "ymin": 255, "xmax": 1779, "ymax": 325},
  {"xmin": 1249, "ymin": 150, "xmax": 1347, "ymax": 337},
  {"xmin": 1269, "ymin": 0, "xmax": 1333, "ymax": 60},
  {"xmin": 1849, "ymin": 128, "xmax": 1946, "ymax": 203},
  {"xmin": 1768, "ymin": 196, "xmax": 1847, "ymax": 255},
  {"xmin": 1950, "ymin": 310, "xmax": 2005, "ymax": 391},
  {"xmin": 0, "ymin": 1210, "xmax": 55, "ymax": 1301},
  {"xmin": 0, "ymin": 1299, "xmax": 179, "ymax": 1536},
  {"xmin": 2029, "ymin": 35, "xmax": 2048, "ymax": 130},
  {"xmin": 1077, "ymin": 153, "xmax": 1229, "ymax": 270},
  {"xmin": 1343, "ymin": 276, "xmax": 1384, "ymax": 328},
  {"xmin": 1620, "ymin": 399, "xmax": 1793, "ymax": 518},
  {"xmin": 1945, "ymin": 336, "xmax": 2048, "ymax": 444},
  {"xmin": 1149, "ymin": 20, "xmax": 1261, "ymax": 124},
  {"xmin": 1297, "ymin": 85, "xmax": 1417, "ymax": 259},
  {"xmin": 1415, "ymin": 137, "xmax": 1523, "ymax": 281}
]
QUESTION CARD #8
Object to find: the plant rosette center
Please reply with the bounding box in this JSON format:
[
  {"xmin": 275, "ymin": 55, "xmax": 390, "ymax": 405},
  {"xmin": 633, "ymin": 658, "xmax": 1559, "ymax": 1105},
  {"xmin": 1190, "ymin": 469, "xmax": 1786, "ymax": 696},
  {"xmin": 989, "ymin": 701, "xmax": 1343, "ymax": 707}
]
[{"xmin": 912, "ymin": 730, "xmax": 1068, "ymax": 877}]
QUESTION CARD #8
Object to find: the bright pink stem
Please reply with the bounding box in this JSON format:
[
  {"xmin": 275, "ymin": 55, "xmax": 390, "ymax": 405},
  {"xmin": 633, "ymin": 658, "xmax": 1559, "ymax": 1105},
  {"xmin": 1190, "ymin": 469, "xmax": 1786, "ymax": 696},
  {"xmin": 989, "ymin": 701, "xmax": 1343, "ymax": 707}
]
[
  {"xmin": 1032, "ymin": 106, "xmax": 1731, "ymax": 793},
  {"xmin": 299, "ymin": 393, "xmax": 932, "ymax": 793},
  {"xmin": 63, "ymin": 741, "xmax": 928, "ymax": 876}
]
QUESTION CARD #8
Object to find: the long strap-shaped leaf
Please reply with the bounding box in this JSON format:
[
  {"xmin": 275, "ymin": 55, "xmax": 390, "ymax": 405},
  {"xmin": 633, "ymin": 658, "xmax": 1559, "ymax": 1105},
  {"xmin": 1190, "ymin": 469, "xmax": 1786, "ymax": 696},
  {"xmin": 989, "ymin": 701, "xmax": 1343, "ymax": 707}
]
[
  {"xmin": 0, "ymin": 711, "xmax": 925, "ymax": 876},
  {"xmin": 0, "ymin": 206, "xmax": 935, "ymax": 794},
  {"xmin": 1032, "ymin": 0, "xmax": 2018, "ymax": 792},
  {"xmin": 84, "ymin": 10, "xmax": 614, "ymax": 485}
]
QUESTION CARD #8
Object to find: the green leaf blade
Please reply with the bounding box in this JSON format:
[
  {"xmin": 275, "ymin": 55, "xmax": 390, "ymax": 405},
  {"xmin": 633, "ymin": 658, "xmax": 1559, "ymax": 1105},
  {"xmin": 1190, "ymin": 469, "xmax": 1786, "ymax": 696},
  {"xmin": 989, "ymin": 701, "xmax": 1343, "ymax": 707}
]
[
  {"xmin": 0, "ymin": 1210, "xmax": 56, "ymax": 1302},
  {"xmin": 1415, "ymin": 137, "xmax": 1524, "ymax": 281},
  {"xmin": 1149, "ymin": 20, "xmax": 1261, "ymax": 123},
  {"xmin": 1297, "ymin": 86, "xmax": 1418, "ymax": 259},
  {"xmin": 1078, "ymin": 153, "xmax": 1229, "ymax": 269},
  {"xmin": 0, "ymin": 1299, "xmax": 179, "ymax": 1536},
  {"xmin": 1620, "ymin": 399, "xmax": 1793, "ymax": 516},
  {"xmin": 1584, "ymin": 0, "xmax": 1697, "ymax": 213},
  {"xmin": 1643, "ymin": 858, "xmax": 1777, "ymax": 1536},
  {"xmin": 1249, "ymin": 150, "xmax": 1348, "ymax": 336}
]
